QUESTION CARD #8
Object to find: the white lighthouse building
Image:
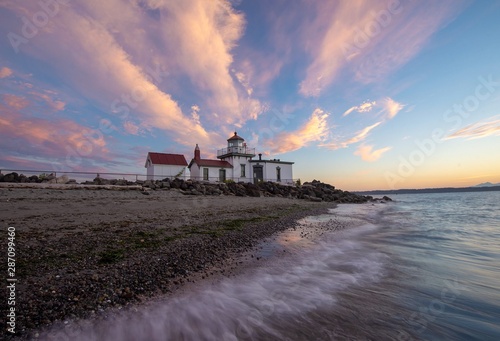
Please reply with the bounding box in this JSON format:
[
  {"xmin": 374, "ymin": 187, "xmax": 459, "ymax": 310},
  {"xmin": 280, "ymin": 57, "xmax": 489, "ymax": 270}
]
[{"xmin": 188, "ymin": 132, "xmax": 294, "ymax": 184}]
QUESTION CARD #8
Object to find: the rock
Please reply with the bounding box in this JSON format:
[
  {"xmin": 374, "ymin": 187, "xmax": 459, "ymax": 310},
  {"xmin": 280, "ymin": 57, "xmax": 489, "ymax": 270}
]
[
  {"xmin": 94, "ymin": 176, "xmax": 110, "ymax": 185},
  {"xmin": 28, "ymin": 175, "xmax": 39, "ymax": 183},
  {"xmin": 115, "ymin": 179, "xmax": 128, "ymax": 186},
  {"xmin": 190, "ymin": 189, "xmax": 202, "ymax": 195},
  {"xmin": 243, "ymin": 183, "xmax": 261, "ymax": 197},
  {"xmin": 382, "ymin": 196, "xmax": 392, "ymax": 201},
  {"xmin": 49, "ymin": 174, "xmax": 69, "ymax": 184},
  {"xmin": 2, "ymin": 172, "xmax": 19, "ymax": 182}
]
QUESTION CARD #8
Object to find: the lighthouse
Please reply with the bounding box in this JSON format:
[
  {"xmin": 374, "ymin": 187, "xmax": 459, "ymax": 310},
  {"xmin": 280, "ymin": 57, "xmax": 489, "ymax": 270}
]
[
  {"xmin": 186, "ymin": 131, "xmax": 294, "ymax": 184},
  {"xmin": 216, "ymin": 132, "xmax": 256, "ymax": 180}
]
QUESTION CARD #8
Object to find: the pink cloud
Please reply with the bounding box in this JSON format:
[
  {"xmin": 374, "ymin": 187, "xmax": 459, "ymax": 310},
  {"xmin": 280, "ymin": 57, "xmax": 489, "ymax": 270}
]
[
  {"xmin": 445, "ymin": 115, "xmax": 500, "ymax": 140},
  {"xmin": 265, "ymin": 108, "xmax": 330, "ymax": 154},
  {"xmin": 2, "ymin": 94, "xmax": 29, "ymax": 110},
  {"xmin": 123, "ymin": 121, "xmax": 141, "ymax": 135},
  {"xmin": 298, "ymin": 0, "xmax": 465, "ymax": 96},
  {"xmin": 380, "ymin": 97, "xmax": 404, "ymax": 119},
  {"xmin": 342, "ymin": 97, "xmax": 404, "ymax": 120},
  {"xmin": 0, "ymin": 104, "xmax": 108, "ymax": 169},
  {"xmin": 1, "ymin": 0, "xmax": 259, "ymax": 148},
  {"xmin": 0, "ymin": 67, "xmax": 13, "ymax": 78},
  {"xmin": 343, "ymin": 100, "xmax": 377, "ymax": 116},
  {"xmin": 321, "ymin": 122, "xmax": 381, "ymax": 150},
  {"xmin": 354, "ymin": 144, "xmax": 392, "ymax": 162},
  {"xmin": 29, "ymin": 91, "xmax": 66, "ymax": 112}
]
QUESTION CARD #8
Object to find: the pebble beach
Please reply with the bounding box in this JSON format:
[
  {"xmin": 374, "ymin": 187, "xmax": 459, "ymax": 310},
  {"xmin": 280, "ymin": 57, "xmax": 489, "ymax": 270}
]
[{"xmin": 1, "ymin": 185, "xmax": 337, "ymax": 338}]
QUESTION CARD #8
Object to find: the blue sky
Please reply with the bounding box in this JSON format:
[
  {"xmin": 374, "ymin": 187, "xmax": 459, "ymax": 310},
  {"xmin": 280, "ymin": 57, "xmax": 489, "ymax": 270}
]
[{"xmin": 1, "ymin": 0, "xmax": 499, "ymax": 190}]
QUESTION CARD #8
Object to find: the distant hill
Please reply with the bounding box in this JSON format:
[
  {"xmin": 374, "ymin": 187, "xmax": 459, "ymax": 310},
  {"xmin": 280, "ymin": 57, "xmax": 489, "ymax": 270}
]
[
  {"xmin": 474, "ymin": 182, "xmax": 500, "ymax": 187},
  {"xmin": 356, "ymin": 185, "xmax": 500, "ymax": 196}
]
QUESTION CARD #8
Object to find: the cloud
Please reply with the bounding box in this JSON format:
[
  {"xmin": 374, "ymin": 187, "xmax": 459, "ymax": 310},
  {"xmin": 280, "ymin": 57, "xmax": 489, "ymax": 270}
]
[
  {"xmin": 321, "ymin": 122, "xmax": 381, "ymax": 150},
  {"xmin": 265, "ymin": 108, "xmax": 330, "ymax": 154},
  {"xmin": 155, "ymin": 0, "xmax": 258, "ymax": 124},
  {"xmin": 29, "ymin": 91, "xmax": 66, "ymax": 112},
  {"xmin": 0, "ymin": 103, "xmax": 108, "ymax": 169},
  {"xmin": 298, "ymin": 1, "xmax": 465, "ymax": 96},
  {"xmin": 354, "ymin": 144, "xmax": 392, "ymax": 162},
  {"xmin": 0, "ymin": 0, "xmax": 260, "ymax": 147},
  {"xmin": 0, "ymin": 67, "xmax": 13, "ymax": 78},
  {"xmin": 2, "ymin": 90, "xmax": 66, "ymax": 113},
  {"xmin": 123, "ymin": 121, "xmax": 141, "ymax": 135},
  {"xmin": 380, "ymin": 97, "xmax": 404, "ymax": 119},
  {"xmin": 343, "ymin": 100, "xmax": 376, "ymax": 116},
  {"xmin": 233, "ymin": 70, "xmax": 253, "ymax": 96},
  {"xmin": 445, "ymin": 115, "xmax": 500, "ymax": 140},
  {"xmin": 343, "ymin": 98, "xmax": 404, "ymax": 119},
  {"xmin": 345, "ymin": 122, "xmax": 382, "ymax": 144},
  {"xmin": 2, "ymin": 94, "xmax": 29, "ymax": 110},
  {"xmin": 190, "ymin": 105, "xmax": 201, "ymax": 126}
]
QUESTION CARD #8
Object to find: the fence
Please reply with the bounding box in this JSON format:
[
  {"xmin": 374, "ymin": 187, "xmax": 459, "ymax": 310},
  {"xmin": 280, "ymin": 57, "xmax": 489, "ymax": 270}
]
[{"xmin": 0, "ymin": 169, "xmax": 299, "ymax": 186}]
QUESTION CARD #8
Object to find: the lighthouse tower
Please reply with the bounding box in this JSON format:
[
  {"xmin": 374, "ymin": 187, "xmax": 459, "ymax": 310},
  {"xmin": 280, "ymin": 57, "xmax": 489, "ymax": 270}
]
[{"xmin": 217, "ymin": 132, "xmax": 255, "ymax": 181}]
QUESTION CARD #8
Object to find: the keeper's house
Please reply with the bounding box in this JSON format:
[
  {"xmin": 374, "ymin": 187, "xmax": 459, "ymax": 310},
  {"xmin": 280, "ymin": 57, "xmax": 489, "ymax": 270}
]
[{"xmin": 145, "ymin": 152, "xmax": 188, "ymax": 180}]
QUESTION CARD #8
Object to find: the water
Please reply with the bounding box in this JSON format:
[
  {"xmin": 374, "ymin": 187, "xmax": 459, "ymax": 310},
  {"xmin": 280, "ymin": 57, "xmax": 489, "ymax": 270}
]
[{"xmin": 39, "ymin": 191, "xmax": 500, "ymax": 340}]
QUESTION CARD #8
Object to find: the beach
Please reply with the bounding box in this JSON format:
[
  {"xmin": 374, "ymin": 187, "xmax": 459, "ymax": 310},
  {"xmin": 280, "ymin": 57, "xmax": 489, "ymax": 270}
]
[
  {"xmin": 0, "ymin": 185, "xmax": 335, "ymax": 337},
  {"xmin": 3, "ymin": 187, "xmax": 499, "ymax": 340}
]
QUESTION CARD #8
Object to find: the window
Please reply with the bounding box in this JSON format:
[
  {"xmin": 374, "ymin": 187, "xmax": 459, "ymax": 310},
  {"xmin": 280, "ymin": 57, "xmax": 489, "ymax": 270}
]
[
  {"xmin": 276, "ymin": 166, "xmax": 281, "ymax": 182},
  {"xmin": 241, "ymin": 164, "xmax": 246, "ymax": 177},
  {"xmin": 203, "ymin": 168, "xmax": 209, "ymax": 181}
]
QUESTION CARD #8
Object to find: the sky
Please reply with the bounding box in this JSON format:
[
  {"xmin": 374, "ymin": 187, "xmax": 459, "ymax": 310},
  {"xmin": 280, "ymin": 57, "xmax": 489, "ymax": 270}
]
[{"xmin": 1, "ymin": 0, "xmax": 499, "ymax": 191}]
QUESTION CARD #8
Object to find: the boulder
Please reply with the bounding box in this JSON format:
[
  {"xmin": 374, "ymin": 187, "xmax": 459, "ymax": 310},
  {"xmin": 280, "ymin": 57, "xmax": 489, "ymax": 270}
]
[
  {"xmin": 160, "ymin": 181, "xmax": 171, "ymax": 189},
  {"xmin": 28, "ymin": 175, "xmax": 39, "ymax": 183},
  {"xmin": 243, "ymin": 183, "xmax": 261, "ymax": 197},
  {"xmin": 2, "ymin": 172, "xmax": 19, "ymax": 182}
]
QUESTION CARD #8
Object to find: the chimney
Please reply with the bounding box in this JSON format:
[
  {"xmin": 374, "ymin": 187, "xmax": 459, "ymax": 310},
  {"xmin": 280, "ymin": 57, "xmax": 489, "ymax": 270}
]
[
  {"xmin": 258, "ymin": 153, "xmax": 262, "ymax": 161},
  {"xmin": 194, "ymin": 144, "xmax": 200, "ymax": 160}
]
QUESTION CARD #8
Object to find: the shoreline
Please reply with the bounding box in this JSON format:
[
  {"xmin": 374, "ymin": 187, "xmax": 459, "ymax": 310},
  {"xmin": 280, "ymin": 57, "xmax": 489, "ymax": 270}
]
[{"xmin": 1, "ymin": 187, "xmax": 337, "ymax": 339}]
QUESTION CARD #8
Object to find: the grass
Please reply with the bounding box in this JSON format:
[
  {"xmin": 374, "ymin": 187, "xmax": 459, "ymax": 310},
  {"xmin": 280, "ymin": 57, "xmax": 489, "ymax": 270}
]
[
  {"xmin": 220, "ymin": 216, "xmax": 278, "ymax": 230},
  {"xmin": 98, "ymin": 249, "xmax": 125, "ymax": 264}
]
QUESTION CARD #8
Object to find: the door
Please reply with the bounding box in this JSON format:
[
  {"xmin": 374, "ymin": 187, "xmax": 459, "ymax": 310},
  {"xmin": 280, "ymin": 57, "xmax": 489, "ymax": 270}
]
[
  {"xmin": 219, "ymin": 169, "xmax": 226, "ymax": 182},
  {"xmin": 253, "ymin": 165, "xmax": 263, "ymax": 184}
]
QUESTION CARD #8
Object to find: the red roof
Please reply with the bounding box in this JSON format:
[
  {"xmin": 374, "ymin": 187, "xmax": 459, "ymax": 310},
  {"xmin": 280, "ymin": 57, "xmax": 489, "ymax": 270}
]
[
  {"xmin": 227, "ymin": 131, "xmax": 244, "ymax": 141},
  {"xmin": 147, "ymin": 152, "xmax": 188, "ymax": 166},
  {"xmin": 189, "ymin": 159, "xmax": 233, "ymax": 168}
]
